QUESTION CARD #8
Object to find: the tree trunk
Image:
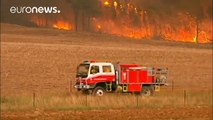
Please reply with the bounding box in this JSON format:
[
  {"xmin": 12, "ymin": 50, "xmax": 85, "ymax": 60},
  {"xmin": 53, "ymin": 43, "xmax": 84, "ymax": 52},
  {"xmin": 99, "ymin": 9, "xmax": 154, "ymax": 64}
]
[
  {"xmin": 195, "ymin": 19, "xmax": 199, "ymax": 44},
  {"xmin": 74, "ymin": 11, "xmax": 78, "ymax": 32},
  {"xmin": 87, "ymin": 16, "xmax": 91, "ymax": 32},
  {"xmin": 82, "ymin": 11, "xmax": 85, "ymax": 31}
]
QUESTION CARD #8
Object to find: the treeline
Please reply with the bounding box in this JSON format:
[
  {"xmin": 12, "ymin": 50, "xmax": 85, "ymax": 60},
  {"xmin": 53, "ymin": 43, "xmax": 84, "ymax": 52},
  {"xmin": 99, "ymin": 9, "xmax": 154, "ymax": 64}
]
[
  {"xmin": 1, "ymin": 0, "xmax": 212, "ymax": 42},
  {"xmin": 133, "ymin": 0, "xmax": 212, "ymax": 42},
  {"xmin": 135, "ymin": 0, "xmax": 212, "ymax": 18},
  {"xmin": 2, "ymin": 0, "xmax": 211, "ymax": 26}
]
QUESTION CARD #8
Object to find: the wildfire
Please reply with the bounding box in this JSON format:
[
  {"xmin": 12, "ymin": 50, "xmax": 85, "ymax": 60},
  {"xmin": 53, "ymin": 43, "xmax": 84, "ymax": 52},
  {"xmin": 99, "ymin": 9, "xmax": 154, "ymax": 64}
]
[
  {"xmin": 52, "ymin": 21, "xmax": 72, "ymax": 30},
  {"xmin": 193, "ymin": 36, "xmax": 197, "ymax": 43},
  {"xmin": 97, "ymin": 25, "xmax": 101, "ymax": 29},
  {"xmin": 94, "ymin": 1, "xmax": 212, "ymax": 44},
  {"xmin": 193, "ymin": 31, "xmax": 209, "ymax": 43},
  {"xmin": 30, "ymin": 15, "xmax": 73, "ymax": 31},
  {"xmin": 28, "ymin": 1, "xmax": 211, "ymax": 44},
  {"xmin": 114, "ymin": 1, "xmax": 118, "ymax": 8},
  {"xmin": 104, "ymin": 1, "xmax": 110, "ymax": 6},
  {"xmin": 93, "ymin": 19, "xmax": 211, "ymax": 43}
]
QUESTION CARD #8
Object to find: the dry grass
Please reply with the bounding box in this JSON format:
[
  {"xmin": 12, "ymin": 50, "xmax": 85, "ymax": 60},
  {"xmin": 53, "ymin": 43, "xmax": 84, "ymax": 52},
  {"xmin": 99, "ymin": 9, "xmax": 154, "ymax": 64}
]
[
  {"xmin": 1, "ymin": 89, "xmax": 212, "ymax": 111},
  {"xmin": 0, "ymin": 23, "xmax": 212, "ymax": 119},
  {"xmin": 1, "ymin": 39, "xmax": 212, "ymax": 96}
]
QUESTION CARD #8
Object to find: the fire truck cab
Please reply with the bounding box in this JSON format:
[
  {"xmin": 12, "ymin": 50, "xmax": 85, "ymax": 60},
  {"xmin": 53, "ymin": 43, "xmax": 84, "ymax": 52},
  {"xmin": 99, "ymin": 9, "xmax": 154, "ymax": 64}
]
[{"xmin": 74, "ymin": 60, "xmax": 168, "ymax": 96}]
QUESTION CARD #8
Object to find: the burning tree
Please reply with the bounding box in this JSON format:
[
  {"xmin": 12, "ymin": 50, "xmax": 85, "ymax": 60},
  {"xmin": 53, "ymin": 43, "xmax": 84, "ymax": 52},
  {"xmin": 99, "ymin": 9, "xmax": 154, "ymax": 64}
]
[
  {"xmin": 131, "ymin": 0, "xmax": 212, "ymax": 43},
  {"xmin": 177, "ymin": 0, "xmax": 212, "ymax": 43},
  {"xmin": 68, "ymin": 0, "xmax": 101, "ymax": 31},
  {"xmin": 1, "ymin": 0, "xmax": 212, "ymax": 43}
]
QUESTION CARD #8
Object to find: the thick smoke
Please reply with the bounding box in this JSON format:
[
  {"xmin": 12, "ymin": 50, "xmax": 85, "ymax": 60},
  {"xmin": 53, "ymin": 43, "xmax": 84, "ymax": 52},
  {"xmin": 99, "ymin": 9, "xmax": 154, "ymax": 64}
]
[{"xmin": 1, "ymin": 0, "xmax": 212, "ymax": 43}]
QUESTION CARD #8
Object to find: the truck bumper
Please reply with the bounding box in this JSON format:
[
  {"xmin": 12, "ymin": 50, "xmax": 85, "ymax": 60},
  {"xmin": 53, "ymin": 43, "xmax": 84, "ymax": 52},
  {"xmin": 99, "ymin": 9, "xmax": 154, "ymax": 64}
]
[{"xmin": 74, "ymin": 84, "xmax": 95, "ymax": 89}]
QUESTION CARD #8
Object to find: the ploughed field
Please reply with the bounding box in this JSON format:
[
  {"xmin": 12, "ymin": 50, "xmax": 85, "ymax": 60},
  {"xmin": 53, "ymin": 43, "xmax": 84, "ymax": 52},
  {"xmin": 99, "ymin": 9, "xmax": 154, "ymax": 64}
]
[
  {"xmin": 1, "ymin": 23, "xmax": 212, "ymax": 120},
  {"xmin": 2, "ymin": 107, "xmax": 212, "ymax": 120}
]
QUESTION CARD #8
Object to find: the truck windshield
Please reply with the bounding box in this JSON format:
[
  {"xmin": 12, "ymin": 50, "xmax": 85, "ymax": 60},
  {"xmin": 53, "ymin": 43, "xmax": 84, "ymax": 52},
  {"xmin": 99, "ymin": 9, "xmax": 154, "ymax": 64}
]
[{"xmin": 76, "ymin": 64, "xmax": 90, "ymax": 78}]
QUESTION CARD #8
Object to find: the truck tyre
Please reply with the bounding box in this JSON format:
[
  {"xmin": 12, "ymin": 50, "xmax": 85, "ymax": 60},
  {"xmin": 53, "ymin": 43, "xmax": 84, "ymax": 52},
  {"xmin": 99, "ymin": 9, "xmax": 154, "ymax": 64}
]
[
  {"xmin": 141, "ymin": 86, "xmax": 154, "ymax": 96},
  {"xmin": 92, "ymin": 87, "xmax": 105, "ymax": 96}
]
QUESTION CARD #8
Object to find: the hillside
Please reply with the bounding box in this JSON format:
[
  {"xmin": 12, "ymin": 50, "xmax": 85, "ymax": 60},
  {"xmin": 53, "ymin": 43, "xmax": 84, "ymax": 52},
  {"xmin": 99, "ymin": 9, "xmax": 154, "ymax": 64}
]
[
  {"xmin": 1, "ymin": 23, "xmax": 212, "ymax": 120},
  {"xmin": 1, "ymin": 23, "xmax": 212, "ymax": 96}
]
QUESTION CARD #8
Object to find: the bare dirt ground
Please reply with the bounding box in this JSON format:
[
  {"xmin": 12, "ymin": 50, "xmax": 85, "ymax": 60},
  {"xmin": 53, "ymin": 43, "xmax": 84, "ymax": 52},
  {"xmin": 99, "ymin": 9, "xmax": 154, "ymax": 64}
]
[
  {"xmin": 1, "ymin": 23, "xmax": 212, "ymax": 119},
  {"xmin": 1, "ymin": 107, "xmax": 212, "ymax": 120}
]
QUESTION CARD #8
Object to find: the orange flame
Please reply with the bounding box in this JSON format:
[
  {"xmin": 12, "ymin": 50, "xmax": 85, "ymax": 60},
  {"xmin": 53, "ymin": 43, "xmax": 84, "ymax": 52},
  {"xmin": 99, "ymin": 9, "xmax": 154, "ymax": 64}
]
[
  {"xmin": 94, "ymin": 1, "xmax": 212, "ymax": 44},
  {"xmin": 52, "ymin": 21, "xmax": 72, "ymax": 30},
  {"xmin": 104, "ymin": 1, "xmax": 109, "ymax": 6},
  {"xmin": 93, "ymin": 19, "xmax": 212, "ymax": 43},
  {"xmin": 114, "ymin": 1, "xmax": 118, "ymax": 8},
  {"xmin": 28, "ymin": 1, "xmax": 212, "ymax": 44},
  {"xmin": 30, "ymin": 16, "xmax": 72, "ymax": 31}
]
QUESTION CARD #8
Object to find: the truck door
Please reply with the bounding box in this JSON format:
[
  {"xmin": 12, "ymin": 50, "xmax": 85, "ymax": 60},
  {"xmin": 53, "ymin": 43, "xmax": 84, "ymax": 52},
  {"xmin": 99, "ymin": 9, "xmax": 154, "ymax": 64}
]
[
  {"xmin": 88, "ymin": 65, "xmax": 100, "ymax": 83},
  {"xmin": 90, "ymin": 65, "xmax": 100, "ymax": 75}
]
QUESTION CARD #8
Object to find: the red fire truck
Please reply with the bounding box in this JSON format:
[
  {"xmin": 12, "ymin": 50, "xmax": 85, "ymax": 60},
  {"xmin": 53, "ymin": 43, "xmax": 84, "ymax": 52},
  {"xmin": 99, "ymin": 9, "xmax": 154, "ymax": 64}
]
[{"xmin": 74, "ymin": 60, "xmax": 168, "ymax": 96}]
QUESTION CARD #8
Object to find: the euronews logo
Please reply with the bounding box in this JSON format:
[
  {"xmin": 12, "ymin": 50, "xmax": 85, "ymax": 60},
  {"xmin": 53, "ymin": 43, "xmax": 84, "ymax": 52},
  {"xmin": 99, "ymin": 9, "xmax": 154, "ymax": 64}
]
[{"xmin": 10, "ymin": 6, "xmax": 61, "ymax": 14}]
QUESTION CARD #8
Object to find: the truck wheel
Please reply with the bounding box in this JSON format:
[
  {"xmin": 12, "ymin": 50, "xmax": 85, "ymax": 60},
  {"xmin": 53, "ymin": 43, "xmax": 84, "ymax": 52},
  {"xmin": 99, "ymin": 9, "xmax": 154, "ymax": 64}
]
[
  {"xmin": 93, "ymin": 87, "xmax": 105, "ymax": 96},
  {"xmin": 141, "ymin": 86, "xmax": 154, "ymax": 96}
]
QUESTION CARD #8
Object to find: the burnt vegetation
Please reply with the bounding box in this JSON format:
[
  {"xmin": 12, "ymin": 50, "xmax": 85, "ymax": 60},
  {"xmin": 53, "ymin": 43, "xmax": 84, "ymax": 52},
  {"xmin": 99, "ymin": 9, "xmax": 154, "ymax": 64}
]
[{"xmin": 1, "ymin": 0, "xmax": 212, "ymax": 43}]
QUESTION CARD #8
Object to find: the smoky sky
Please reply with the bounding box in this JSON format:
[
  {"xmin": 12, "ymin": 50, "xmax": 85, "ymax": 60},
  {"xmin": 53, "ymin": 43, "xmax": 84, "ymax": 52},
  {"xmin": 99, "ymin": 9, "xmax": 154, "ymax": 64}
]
[{"xmin": 1, "ymin": 0, "xmax": 212, "ymax": 26}]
